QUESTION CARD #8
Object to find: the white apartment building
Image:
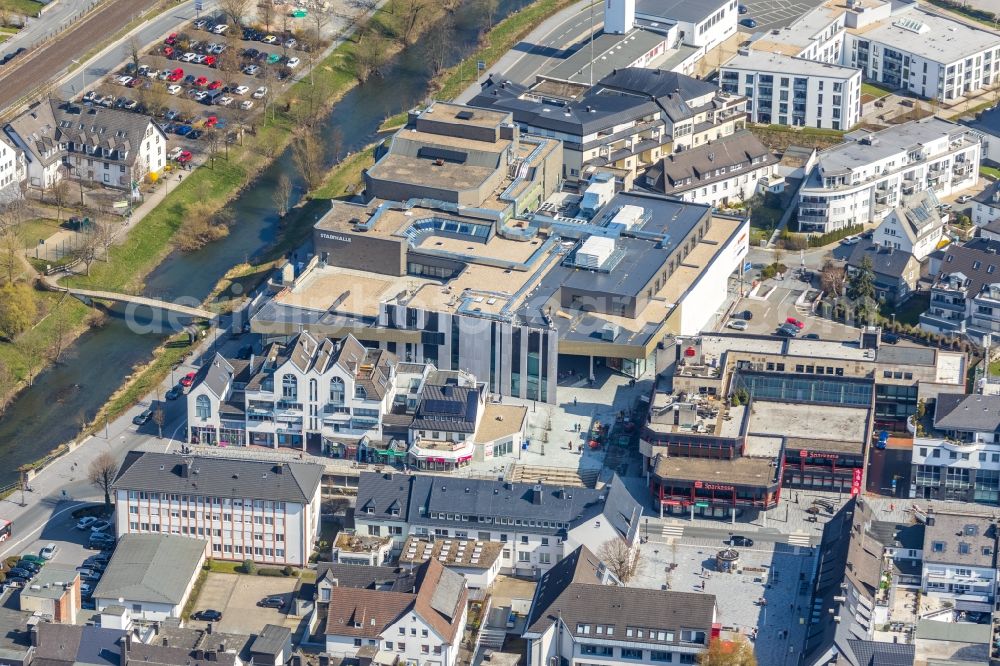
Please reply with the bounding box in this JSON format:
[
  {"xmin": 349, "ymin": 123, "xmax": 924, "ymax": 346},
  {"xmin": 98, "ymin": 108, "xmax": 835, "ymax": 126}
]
[
  {"xmin": 0, "ymin": 135, "xmax": 24, "ymax": 202},
  {"xmin": 523, "ymin": 545, "xmax": 717, "ymax": 666},
  {"xmin": 4, "ymin": 99, "xmax": 165, "ymax": 191},
  {"xmin": 634, "ymin": 0, "xmax": 738, "ymax": 50},
  {"xmin": 921, "ymin": 513, "xmax": 998, "ymax": 611},
  {"xmin": 920, "ymin": 238, "xmax": 1000, "ymax": 339},
  {"xmin": 323, "ymin": 559, "xmax": 468, "ymax": 666},
  {"xmin": 354, "ymin": 472, "xmax": 642, "ymax": 578},
  {"xmin": 972, "ymin": 181, "xmax": 1000, "ymax": 233},
  {"xmin": 111, "ymin": 451, "xmax": 324, "ymax": 567},
  {"xmin": 187, "ymin": 333, "xmax": 399, "ymax": 450},
  {"xmin": 721, "ymin": 51, "xmax": 862, "ymax": 130},
  {"xmin": 797, "ymin": 118, "xmax": 980, "ymax": 233},
  {"xmin": 911, "ymin": 393, "xmax": 1000, "ymax": 504},
  {"xmin": 749, "ymin": 0, "xmax": 1000, "ymax": 103},
  {"xmin": 873, "ymin": 189, "xmax": 944, "ymax": 261}
]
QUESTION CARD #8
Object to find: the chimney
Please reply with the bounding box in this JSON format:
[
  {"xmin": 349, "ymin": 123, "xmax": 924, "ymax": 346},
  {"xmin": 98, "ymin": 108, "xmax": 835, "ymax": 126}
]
[
  {"xmin": 531, "ymin": 484, "xmax": 543, "ymax": 505},
  {"xmin": 180, "ymin": 461, "xmax": 191, "ymax": 478}
]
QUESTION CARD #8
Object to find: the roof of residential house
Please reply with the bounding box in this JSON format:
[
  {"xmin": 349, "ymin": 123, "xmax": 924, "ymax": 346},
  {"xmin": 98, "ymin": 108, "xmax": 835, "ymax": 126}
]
[
  {"xmin": 648, "ymin": 130, "xmax": 776, "ymax": 194},
  {"xmin": 92, "ymin": 534, "xmax": 207, "ymax": 605},
  {"xmin": 922, "ymin": 513, "xmax": 997, "ymax": 567},
  {"xmin": 932, "ymin": 237, "xmax": 1000, "ymax": 298},
  {"xmin": 883, "ymin": 190, "xmax": 942, "ymax": 245},
  {"xmin": 972, "ymin": 179, "xmax": 1000, "ymax": 210},
  {"xmin": 21, "ymin": 564, "xmax": 80, "ymax": 600},
  {"xmin": 524, "ymin": 545, "xmax": 716, "ymax": 643},
  {"xmin": 847, "ymin": 240, "xmax": 919, "ymax": 280},
  {"xmin": 817, "ymin": 117, "xmax": 969, "ymax": 177},
  {"xmin": 779, "ymin": 145, "xmax": 817, "ymax": 169},
  {"xmin": 411, "ymin": 383, "xmax": 481, "ymax": 434},
  {"xmin": 249, "ymin": 625, "xmax": 291, "ymax": 657},
  {"xmin": 6, "ymin": 99, "xmax": 162, "ymax": 168},
  {"xmin": 914, "ymin": 619, "xmax": 991, "ymax": 644},
  {"xmin": 845, "ymin": 639, "xmax": 915, "ymax": 666},
  {"xmin": 934, "ymin": 393, "xmax": 1000, "ymax": 433},
  {"xmin": 113, "ymin": 450, "xmax": 323, "ymax": 504},
  {"xmin": 324, "ymin": 560, "xmax": 467, "ymax": 642},
  {"xmin": 33, "ymin": 624, "xmax": 124, "ymax": 666},
  {"xmin": 315, "ymin": 563, "xmax": 417, "ymax": 592},
  {"xmin": 399, "ymin": 537, "xmax": 505, "ymax": 571},
  {"xmin": 469, "ymin": 67, "xmax": 719, "ymax": 136},
  {"xmin": 124, "ymin": 642, "xmax": 240, "ymax": 666},
  {"xmin": 723, "ymin": 50, "xmax": 859, "ymax": 78},
  {"xmin": 854, "ymin": 6, "xmax": 1000, "ymax": 65}
]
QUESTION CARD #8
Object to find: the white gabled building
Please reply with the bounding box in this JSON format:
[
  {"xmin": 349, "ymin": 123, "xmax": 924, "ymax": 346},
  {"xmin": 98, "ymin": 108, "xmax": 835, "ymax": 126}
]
[
  {"xmin": 355, "ymin": 472, "xmax": 642, "ymax": 577},
  {"xmin": 797, "ymin": 118, "xmax": 980, "ymax": 233},
  {"xmin": 111, "ymin": 450, "xmax": 324, "ymax": 567},
  {"xmin": 873, "ymin": 189, "xmax": 944, "ymax": 262},
  {"xmin": 187, "ymin": 332, "xmax": 400, "ymax": 450},
  {"xmin": 4, "ymin": 99, "xmax": 166, "ymax": 192},
  {"xmin": 721, "ymin": 51, "xmax": 862, "ymax": 130}
]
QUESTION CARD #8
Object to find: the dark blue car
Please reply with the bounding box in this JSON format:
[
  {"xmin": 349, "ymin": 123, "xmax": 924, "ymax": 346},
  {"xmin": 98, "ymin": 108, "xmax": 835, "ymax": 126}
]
[
  {"xmin": 740, "ymin": 17, "xmax": 758, "ymax": 28},
  {"xmin": 175, "ymin": 125, "xmax": 193, "ymax": 136}
]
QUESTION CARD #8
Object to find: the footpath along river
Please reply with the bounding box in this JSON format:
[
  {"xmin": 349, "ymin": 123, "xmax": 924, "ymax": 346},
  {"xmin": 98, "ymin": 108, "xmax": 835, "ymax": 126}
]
[{"xmin": 0, "ymin": 0, "xmax": 534, "ymax": 485}]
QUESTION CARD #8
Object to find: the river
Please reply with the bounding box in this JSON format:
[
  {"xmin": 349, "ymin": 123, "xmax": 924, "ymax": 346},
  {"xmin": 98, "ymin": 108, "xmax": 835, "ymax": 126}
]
[{"xmin": 0, "ymin": 0, "xmax": 533, "ymax": 486}]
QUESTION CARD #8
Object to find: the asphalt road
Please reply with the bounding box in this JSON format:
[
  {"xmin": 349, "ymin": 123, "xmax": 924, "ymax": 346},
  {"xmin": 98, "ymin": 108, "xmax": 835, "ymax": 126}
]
[
  {"xmin": 0, "ymin": 0, "xmax": 160, "ymax": 114},
  {"xmin": 0, "ymin": 0, "xmax": 102, "ymax": 61},
  {"xmin": 502, "ymin": 5, "xmax": 604, "ymax": 85}
]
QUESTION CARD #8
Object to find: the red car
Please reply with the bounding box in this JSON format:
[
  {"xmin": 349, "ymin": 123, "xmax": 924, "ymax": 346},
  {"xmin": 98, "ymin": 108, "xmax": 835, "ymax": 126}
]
[
  {"xmin": 176, "ymin": 150, "xmax": 193, "ymax": 164},
  {"xmin": 165, "ymin": 32, "xmax": 177, "ymax": 45},
  {"xmin": 163, "ymin": 45, "xmax": 175, "ymax": 58},
  {"xmin": 194, "ymin": 76, "xmax": 208, "ymax": 87},
  {"xmin": 204, "ymin": 115, "xmax": 218, "ymax": 127},
  {"xmin": 786, "ymin": 317, "xmax": 806, "ymax": 329},
  {"xmin": 207, "ymin": 80, "xmax": 222, "ymax": 90},
  {"xmin": 204, "ymin": 55, "xmax": 217, "ymax": 67},
  {"xmin": 179, "ymin": 371, "xmax": 197, "ymax": 387},
  {"xmin": 167, "ymin": 68, "xmax": 184, "ymax": 82}
]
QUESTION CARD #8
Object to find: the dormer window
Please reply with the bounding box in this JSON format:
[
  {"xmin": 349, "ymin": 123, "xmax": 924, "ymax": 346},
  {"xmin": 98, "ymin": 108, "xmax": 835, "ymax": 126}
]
[{"xmin": 355, "ymin": 386, "xmax": 367, "ymax": 400}]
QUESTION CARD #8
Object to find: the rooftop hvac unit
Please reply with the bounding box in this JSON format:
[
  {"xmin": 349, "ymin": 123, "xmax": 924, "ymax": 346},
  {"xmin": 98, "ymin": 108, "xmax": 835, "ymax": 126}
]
[
  {"xmin": 601, "ymin": 322, "xmax": 620, "ymax": 341},
  {"xmin": 577, "ymin": 236, "xmax": 615, "ymax": 268}
]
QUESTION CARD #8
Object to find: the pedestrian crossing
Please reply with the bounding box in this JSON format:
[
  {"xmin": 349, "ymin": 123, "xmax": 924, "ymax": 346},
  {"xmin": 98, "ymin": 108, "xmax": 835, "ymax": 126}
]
[
  {"xmin": 659, "ymin": 522, "xmax": 686, "ymax": 539},
  {"xmin": 787, "ymin": 531, "xmax": 812, "ymax": 547}
]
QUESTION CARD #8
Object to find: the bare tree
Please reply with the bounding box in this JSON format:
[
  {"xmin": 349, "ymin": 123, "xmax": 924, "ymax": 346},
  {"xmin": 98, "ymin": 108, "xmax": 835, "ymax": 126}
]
[
  {"xmin": 47, "ymin": 300, "xmax": 71, "ymax": 363},
  {"xmin": 258, "ymin": 0, "xmax": 274, "ymax": 31},
  {"xmin": 598, "ymin": 538, "xmax": 642, "ymax": 586},
  {"xmin": 51, "ymin": 179, "xmax": 72, "ymax": 221},
  {"xmin": 394, "ymin": 0, "xmax": 427, "ymax": 46},
  {"xmin": 477, "ymin": 0, "xmax": 499, "ymax": 31},
  {"xmin": 205, "ymin": 128, "xmax": 222, "ymax": 168},
  {"xmin": 820, "ymin": 258, "xmax": 847, "ymax": 298},
  {"xmin": 153, "ymin": 403, "xmax": 166, "ymax": 438},
  {"xmin": 124, "ymin": 35, "xmax": 143, "ymax": 75},
  {"xmin": 309, "ymin": 7, "xmax": 331, "ymax": 44},
  {"xmin": 353, "ymin": 28, "xmax": 388, "ymax": 82},
  {"xmin": 291, "ymin": 126, "xmax": 326, "ymax": 192},
  {"xmin": 88, "ymin": 450, "xmax": 119, "ymax": 510},
  {"xmin": 219, "ymin": 31, "xmax": 243, "ymax": 75},
  {"xmin": 16, "ymin": 334, "xmax": 45, "ymax": 387},
  {"xmin": 220, "ymin": 0, "xmax": 252, "ymax": 27},
  {"xmin": 75, "ymin": 224, "xmax": 103, "ymax": 276},
  {"xmin": 424, "ymin": 14, "xmax": 455, "ymax": 76},
  {"xmin": 0, "ymin": 225, "xmax": 21, "ymax": 284},
  {"xmin": 273, "ymin": 173, "xmax": 293, "ymax": 217}
]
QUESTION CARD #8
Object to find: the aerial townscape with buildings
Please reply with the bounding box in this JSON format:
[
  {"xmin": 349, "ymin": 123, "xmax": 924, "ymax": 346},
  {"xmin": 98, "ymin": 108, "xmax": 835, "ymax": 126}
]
[{"xmin": 2, "ymin": 0, "xmax": 1000, "ymax": 665}]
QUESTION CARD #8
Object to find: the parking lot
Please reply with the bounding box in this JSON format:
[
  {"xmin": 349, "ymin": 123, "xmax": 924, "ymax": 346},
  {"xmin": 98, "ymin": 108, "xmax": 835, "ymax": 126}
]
[
  {"xmin": 192, "ymin": 572, "xmax": 299, "ymax": 635},
  {"xmin": 740, "ymin": 0, "xmax": 827, "ymax": 33},
  {"xmin": 722, "ymin": 276, "xmax": 861, "ymax": 342},
  {"xmin": 80, "ymin": 13, "xmax": 319, "ymax": 170}
]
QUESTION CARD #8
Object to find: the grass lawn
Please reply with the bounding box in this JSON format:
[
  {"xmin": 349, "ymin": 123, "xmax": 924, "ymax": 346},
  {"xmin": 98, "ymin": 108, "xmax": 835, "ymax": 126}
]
[
  {"xmin": 982, "ymin": 165, "xmax": 1000, "ymax": 180},
  {"xmin": 926, "ymin": 0, "xmax": 999, "ymax": 28},
  {"xmin": 881, "ymin": 292, "xmax": 929, "ymax": 326},
  {"xmin": 751, "ymin": 205, "xmax": 783, "ymax": 231},
  {"xmin": 0, "ymin": 0, "xmax": 43, "ymax": 16},
  {"xmin": 310, "ymin": 145, "xmax": 375, "ymax": 200},
  {"xmin": 861, "ymin": 81, "xmax": 896, "ymax": 99},
  {"xmin": 18, "ymin": 217, "xmax": 61, "ymax": 248}
]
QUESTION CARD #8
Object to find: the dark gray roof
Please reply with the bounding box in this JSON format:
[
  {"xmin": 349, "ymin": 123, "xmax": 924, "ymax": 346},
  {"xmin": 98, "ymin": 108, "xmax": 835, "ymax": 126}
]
[
  {"xmin": 875, "ymin": 344, "xmax": 936, "ymax": 367},
  {"xmin": 411, "ymin": 383, "xmax": 480, "ymax": 433},
  {"xmin": 923, "ymin": 513, "xmax": 997, "ymax": 567},
  {"xmin": 972, "ymin": 179, "xmax": 1000, "ymax": 209},
  {"xmin": 636, "ymin": 0, "xmax": 731, "ymax": 23},
  {"xmin": 356, "ymin": 472, "xmax": 413, "ymax": 523},
  {"xmin": 249, "ymin": 625, "xmax": 291, "ymax": 657},
  {"xmin": 470, "ymin": 68, "xmax": 717, "ymax": 137},
  {"xmin": 525, "ymin": 545, "xmax": 716, "ymax": 642},
  {"xmin": 124, "ymin": 643, "xmax": 239, "ymax": 666},
  {"xmin": 932, "ymin": 237, "xmax": 1000, "ymax": 298},
  {"xmin": 35, "ymin": 624, "xmax": 124, "ymax": 666},
  {"xmin": 935, "ymin": 393, "xmax": 1000, "ymax": 433},
  {"xmin": 846, "ymin": 639, "xmax": 915, "ymax": 666},
  {"xmin": 315, "ymin": 563, "xmax": 417, "ymax": 592},
  {"xmin": 93, "ymin": 534, "xmax": 206, "ymax": 605},
  {"xmin": 113, "ymin": 450, "xmax": 323, "ymax": 504},
  {"xmin": 848, "ymin": 240, "xmax": 919, "ymax": 280},
  {"xmin": 962, "ymin": 105, "xmax": 1000, "ymax": 138},
  {"xmin": 652, "ymin": 130, "xmax": 776, "ymax": 194}
]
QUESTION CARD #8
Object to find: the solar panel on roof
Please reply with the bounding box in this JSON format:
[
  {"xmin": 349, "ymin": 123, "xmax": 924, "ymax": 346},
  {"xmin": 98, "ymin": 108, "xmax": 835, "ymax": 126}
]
[
  {"xmin": 455, "ymin": 110, "xmax": 474, "ymax": 120},
  {"xmin": 423, "ymin": 398, "xmax": 464, "ymax": 415}
]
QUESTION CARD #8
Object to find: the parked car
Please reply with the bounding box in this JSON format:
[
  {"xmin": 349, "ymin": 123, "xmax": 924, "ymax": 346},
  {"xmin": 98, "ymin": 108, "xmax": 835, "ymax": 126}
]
[
  {"xmin": 167, "ymin": 68, "xmax": 184, "ymax": 82},
  {"xmin": 194, "ymin": 91, "xmax": 209, "ymax": 102},
  {"xmin": 188, "ymin": 129, "xmax": 204, "ymax": 140},
  {"xmin": 165, "ymin": 32, "xmax": 178, "ymax": 45},
  {"xmin": 76, "ymin": 516, "xmax": 98, "ymax": 530},
  {"xmin": 738, "ymin": 3, "xmax": 748, "ymax": 13},
  {"xmin": 785, "ymin": 317, "xmax": 805, "ymax": 329},
  {"xmin": 8, "ymin": 567, "xmax": 33, "ymax": 579},
  {"xmin": 205, "ymin": 55, "xmax": 217, "ymax": 67},
  {"xmin": 739, "ymin": 17, "xmax": 757, "ymax": 28},
  {"xmin": 232, "ymin": 85, "xmax": 249, "ymax": 95},
  {"xmin": 180, "ymin": 371, "xmax": 197, "ymax": 387},
  {"xmin": 165, "ymin": 84, "xmax": 182, "ymax": 95},
  {"xmin": 193, "ymin": 609, "xmax": 223, "ymax": 621},
  {"xmin": 261, "ymin": 34, "xmax": 278, "ymax": 44},
  {"xmin": 212, "ymin": 23, "xmax": 229, "ymax": 34},
  {"xmin": 175, "ymin": 124, "xmax": 194, "ymax": 136},
  {"xmin": 165, "ymin": 385, "xmax": 183, "ymax": 400},
  {"xmin": 243, "ymin": 64, "xmax": 260, "ymax": 76},
  {"xmin": 40, "ymin": 543, "xmax": 58, "ymax": 560},
  {"xmin": 90, "ymin": 520, "xmax": 112, "ymax": 533},
  {"xmin": 194, "ymin": 18, "xmax": 209, "ymax": 29},
  {"xmin": 728, "ymin": 535, "xmax": 754, "ymax": 547},
  {"xmin": 882, "ymin": 331, "xmax": 900, "ymax": 344},
  {"xmin": 285, "ymin": 38, "xmax": 297, "ymax": 48},
  {"xmin": 19, "ymin": 554, "xmax": 46, "ymax": 566},
  {"xmin": 16, "ymin": 561, "xmax": 41, "ymax": 575},
  {"xmin": 257, "ymin": 596, "xmax": 284, "ymax": 609},
  {"xmin": 132, "ymin": 406, "xmax": 154, "ymax": 426},
  {"xmin": 802, "ymin": 333, "xmax": 820, "ymax": 340},
  {"xmin": 957, "ymin": 195, "xmax": 972, "ymax": 204},
  {"xmin": 727, "ymin": 319, "xmax": 749, "ymax": 331},
  {"xmin": 240, "ymin": 100, "xmax": 254, "ymax": 110},
  {"xmin": 841, "ymin": 236, "xmax": 860, "ymax": 245},
  {"xmin": 216, "ymin": 96, "xmax": 233, "ymax": 107},
  {"xmin": 252, "ymin": 86, "xmax": 267, "ymax": 98},
  {"xmin": 776, "ymin": 323, "xmax": 800, "ymax": 337},
  {"xmin": 267, "ymin": 53, "xmax": 282, "ymax": 65},
  {"xmin": 286, "ymin": 57, "xmax": 300, "ymax": 68}
]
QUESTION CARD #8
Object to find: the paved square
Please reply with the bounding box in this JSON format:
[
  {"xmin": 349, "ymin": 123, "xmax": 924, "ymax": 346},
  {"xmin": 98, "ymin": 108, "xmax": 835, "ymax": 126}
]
[{"xmin": 192, "ymin": 572, "xmax": 298, "ymax": 634}]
